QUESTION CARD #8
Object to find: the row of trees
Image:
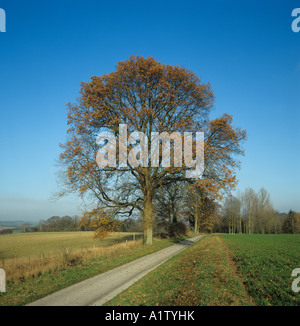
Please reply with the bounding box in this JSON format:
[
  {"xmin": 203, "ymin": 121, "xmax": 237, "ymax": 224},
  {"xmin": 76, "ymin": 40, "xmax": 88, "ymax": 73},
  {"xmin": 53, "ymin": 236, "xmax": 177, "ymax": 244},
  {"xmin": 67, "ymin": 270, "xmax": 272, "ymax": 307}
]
[
  {"xmin": 77, "ymin": 185, "xmax": 299, "ymax": 237},
  {"xmin": 282, "ymin": 210, "xmax": 300, "ymax": 234},
  {"xmin": 154, "ymin": 181, "xmax": 218, "ymax": 235},
  {"xmin": 77, "ymin": 180, "xmax": 219, "ymax": 238},
  {"xmin": 24, "ymin": 187, "xmax": 298, "ymax": 236},
  {"xmin": 215, "ymin": 187, "xmax": 300, "ymax": 234},
  {"xmin": 0, "ymin": 228, "xmax": 13, "ymax": 235},
  {"xmin": 26, "ymin": 216, "xmax": 81, "ymax": 232}
]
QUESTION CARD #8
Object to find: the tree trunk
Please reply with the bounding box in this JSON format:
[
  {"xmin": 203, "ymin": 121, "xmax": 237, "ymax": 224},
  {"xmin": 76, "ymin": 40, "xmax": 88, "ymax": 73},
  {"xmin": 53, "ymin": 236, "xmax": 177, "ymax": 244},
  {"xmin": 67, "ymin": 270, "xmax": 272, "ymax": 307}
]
[
  {"xmin": 239, "ymin": 216, "xmax": 242, "ymax": 234},
  {"xmin": 194, "ymin": 217, "xmax": 198, "ymax": 234},
  {"xmin": 194, "ymin": 199, "xmax": 199, "ymax": 234},
  {"xmin": 143, "ymin": 192, "xmax": 153, "ymax": 245},
  {"xmin": 171, "ymin": 202, "xmax": 177, "ymax": 224}
]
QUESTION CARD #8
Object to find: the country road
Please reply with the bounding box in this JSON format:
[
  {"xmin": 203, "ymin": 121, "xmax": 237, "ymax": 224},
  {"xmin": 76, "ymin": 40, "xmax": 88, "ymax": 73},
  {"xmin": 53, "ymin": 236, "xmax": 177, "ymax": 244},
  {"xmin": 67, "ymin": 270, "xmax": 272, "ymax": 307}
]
[{"xmin": 27, "ymin": 235, "xmax": 204, "ymax": 306}]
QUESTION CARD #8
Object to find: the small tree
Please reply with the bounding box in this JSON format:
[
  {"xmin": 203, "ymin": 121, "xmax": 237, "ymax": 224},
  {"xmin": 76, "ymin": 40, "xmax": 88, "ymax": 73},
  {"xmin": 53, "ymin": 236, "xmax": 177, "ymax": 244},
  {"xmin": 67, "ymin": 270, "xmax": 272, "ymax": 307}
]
[
  {"xmin": 223, "ymin": 195, "xmax": 241, "ymax": 234},
  {"xmin": 186, "ymin": 181, "xmax": 220, "ymax": 233},
  {"xmin": 282, "ymin": 210, "xmax": 299, "ymax": 234},
  {"xmin": 80, "ymin": 208, "xmax": 122, "ymax": 239}
]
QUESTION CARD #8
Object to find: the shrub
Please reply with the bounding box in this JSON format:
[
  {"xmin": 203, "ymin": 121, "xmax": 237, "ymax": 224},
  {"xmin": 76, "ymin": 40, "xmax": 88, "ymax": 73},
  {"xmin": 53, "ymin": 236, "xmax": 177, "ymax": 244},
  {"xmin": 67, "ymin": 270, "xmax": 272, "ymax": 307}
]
[
  {"xmin": 0, "ymin": 229, "xmax": 13, "ymax": 235},
  {"xmin": 168, "ymin": 222, "xmax": 190, "ymax": 237}
]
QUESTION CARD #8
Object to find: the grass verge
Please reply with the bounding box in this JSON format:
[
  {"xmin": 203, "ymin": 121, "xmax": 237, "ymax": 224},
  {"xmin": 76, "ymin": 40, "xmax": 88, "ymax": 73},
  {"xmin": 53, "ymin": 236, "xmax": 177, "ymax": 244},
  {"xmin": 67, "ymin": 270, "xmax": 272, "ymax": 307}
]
[{"xmin": 105, "ymin": 234, "xmax": 255, "ymax": 306}]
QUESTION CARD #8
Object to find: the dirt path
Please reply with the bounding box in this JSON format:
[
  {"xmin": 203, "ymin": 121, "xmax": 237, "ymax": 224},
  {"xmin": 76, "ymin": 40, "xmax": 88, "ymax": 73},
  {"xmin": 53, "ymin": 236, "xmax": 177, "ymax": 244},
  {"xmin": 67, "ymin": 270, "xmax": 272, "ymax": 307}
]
[{"xmin": 27, "ymin": 235, "xmax": 204, "ymax": 306}]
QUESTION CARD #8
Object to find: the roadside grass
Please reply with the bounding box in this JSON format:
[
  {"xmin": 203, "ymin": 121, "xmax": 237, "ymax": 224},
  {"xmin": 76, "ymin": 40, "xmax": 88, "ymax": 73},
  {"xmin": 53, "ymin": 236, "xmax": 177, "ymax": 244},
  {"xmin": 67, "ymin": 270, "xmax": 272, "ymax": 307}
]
[
  {"xmin": 105, "ymin": 234, "xmax": 255, "ymax": 306},
  {"xmin": 222, "ymin": 234, "xmax": 300, "ymax": 306},
  {"xmin": 0, "ymin": 233, "xmax": 188, "ymax": 306}
]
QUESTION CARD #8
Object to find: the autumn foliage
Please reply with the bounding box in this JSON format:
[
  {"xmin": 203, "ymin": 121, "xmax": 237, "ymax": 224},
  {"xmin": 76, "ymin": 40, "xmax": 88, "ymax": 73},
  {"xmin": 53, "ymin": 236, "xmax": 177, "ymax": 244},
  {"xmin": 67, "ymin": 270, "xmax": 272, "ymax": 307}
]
[
  {"xmin": 80, "ymin": 209, "xmax": 122, "ymax": 239},
  {"xmin": 57, "ymin": 56, "xmax": 246, "ymax": 243}
]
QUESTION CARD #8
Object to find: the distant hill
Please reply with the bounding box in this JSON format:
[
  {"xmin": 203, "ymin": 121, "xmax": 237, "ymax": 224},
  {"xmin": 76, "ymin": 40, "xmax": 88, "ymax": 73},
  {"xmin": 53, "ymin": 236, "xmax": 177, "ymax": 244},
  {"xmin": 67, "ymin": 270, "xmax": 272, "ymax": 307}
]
[{"xmin": 0, "ymin": 220, "xmax": 34, "ymax": 227}]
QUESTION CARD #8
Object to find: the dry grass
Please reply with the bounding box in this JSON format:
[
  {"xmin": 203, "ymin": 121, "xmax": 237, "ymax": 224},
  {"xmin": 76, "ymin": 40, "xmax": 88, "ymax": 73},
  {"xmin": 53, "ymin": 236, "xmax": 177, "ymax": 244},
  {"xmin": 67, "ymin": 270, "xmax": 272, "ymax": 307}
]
[
  {"xmin": 0, "ymin": 231, "xmax": 141, "ymax": 259},
  {"xmin": 0, "ymin": 232, "xmax": 143, "ymax": 284}
]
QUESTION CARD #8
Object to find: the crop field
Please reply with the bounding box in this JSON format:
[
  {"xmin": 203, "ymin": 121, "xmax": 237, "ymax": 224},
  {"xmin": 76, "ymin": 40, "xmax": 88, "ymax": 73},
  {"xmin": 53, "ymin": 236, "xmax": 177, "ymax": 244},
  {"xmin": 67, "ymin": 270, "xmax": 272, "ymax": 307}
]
[
  {"xmin": 106, "ymin": 234, "xmax": 300, "ymax": 306},
  {"xmin": 222, "ymin": 234, "xmax": 300, "ymax": 306}
]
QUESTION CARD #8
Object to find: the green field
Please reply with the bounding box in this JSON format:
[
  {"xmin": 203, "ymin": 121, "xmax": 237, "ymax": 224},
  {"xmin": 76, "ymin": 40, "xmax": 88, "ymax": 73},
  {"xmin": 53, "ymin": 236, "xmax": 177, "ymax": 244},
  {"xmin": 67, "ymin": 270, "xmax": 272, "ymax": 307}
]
[
  {"xmin": 106, "ymin": 234, "xmax": 300, "ymax": 306},
  {"xmin": 222, "ymin": 234, "xmax": 300, "ymax": 306}
]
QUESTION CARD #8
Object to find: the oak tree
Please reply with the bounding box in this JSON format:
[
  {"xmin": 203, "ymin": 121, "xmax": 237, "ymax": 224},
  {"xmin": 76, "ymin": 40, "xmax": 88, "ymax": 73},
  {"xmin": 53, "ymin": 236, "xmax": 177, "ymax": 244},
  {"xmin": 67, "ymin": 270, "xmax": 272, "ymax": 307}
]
[{"xmin": 57, "ymin": 56, "xmax": 246, "ymax": 244}]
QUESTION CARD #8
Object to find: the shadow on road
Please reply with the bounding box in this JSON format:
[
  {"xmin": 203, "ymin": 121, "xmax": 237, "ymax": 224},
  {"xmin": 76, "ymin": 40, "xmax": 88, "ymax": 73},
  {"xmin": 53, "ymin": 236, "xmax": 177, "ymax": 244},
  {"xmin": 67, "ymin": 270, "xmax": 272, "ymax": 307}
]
[{"xmin": 176, "ymin": 239, "xmax": 195, "ymax": 246}]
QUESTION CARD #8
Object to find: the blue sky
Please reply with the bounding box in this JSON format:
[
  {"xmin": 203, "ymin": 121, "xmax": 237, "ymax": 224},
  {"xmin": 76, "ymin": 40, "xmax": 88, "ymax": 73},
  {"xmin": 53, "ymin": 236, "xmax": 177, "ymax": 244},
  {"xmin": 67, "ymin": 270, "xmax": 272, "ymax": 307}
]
[{"xmin": 0, "ymin": 0, "xmax": 299, "ymax": 221}]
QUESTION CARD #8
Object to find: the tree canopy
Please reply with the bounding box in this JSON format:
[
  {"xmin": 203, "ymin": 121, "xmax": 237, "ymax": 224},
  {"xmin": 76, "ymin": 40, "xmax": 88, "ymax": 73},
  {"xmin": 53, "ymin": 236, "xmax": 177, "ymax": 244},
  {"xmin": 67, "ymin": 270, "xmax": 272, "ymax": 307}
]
[{"xmin": 57, "ymin": 56, "xmax": 246, "ymax": 244}]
